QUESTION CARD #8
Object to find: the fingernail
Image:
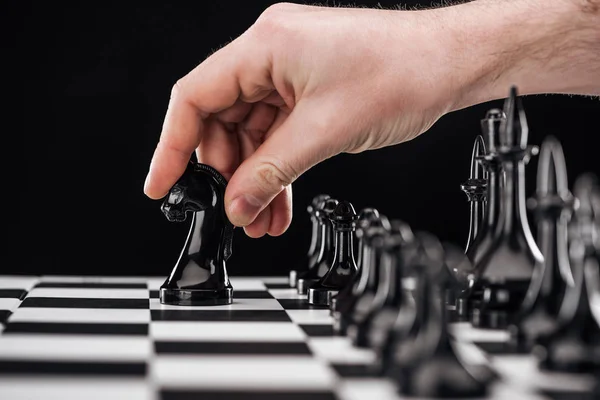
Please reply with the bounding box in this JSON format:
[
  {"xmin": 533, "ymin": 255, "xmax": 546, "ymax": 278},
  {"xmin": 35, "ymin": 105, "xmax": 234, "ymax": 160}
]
[
  {"xmin": 229, "ymin": 194, "xmax": 262, "ymax": 226},
  {"xmin": 143, "ymin": 173, "xmax": 152, "ymax": 195}
]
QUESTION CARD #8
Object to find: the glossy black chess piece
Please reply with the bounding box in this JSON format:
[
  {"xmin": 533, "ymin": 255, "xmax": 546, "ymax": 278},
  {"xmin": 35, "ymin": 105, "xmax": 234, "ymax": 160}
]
[
  {"xmin": 159, "ymin": 161, "xmax": 235, "ymax": 306},
  {"xmin": 330, "ymin": 208, "xmax": 385, "ymax": 316},
  {"xmin": 536, "ymin": 174, "xmax": 600, "ymax": 373},
  {"xmin": 452, "ymin": 135, "xmax": 487, "ymax": 313},
  {"xmin": 470, "ymin": 87, "xmax": 543, "ymax": 329},
  {"xmin": 462, "ymin": 135, "xmax": 488, "ymax": 253},
  {"xmin": 350, "ymin": 220, "xmax": 414, "ymax": 348},
  {"xmin": 364, "ymin": 221, "xmax": 416, "ymax": 355},
  {"xmin": 391, "ymin": 234, "xmax": 495, "ymax": 398},
  {"xmin": 332, "ymin": 214, "xmax": 391, "ymax": 334},
  {"xmin": 297, "ymin": 198, "xmax": 338, "ymax": 294},
  {"xmin": 289, "ymin": 194, "xmax": 331, "ymax": 288},
  {"xmin": 308, "ymin": 201, "xmax": 359, "ymax": 306},
  {"xmin": 509, "ymin": 136, "xmax": 576, "ymax": 349},
  {"xmin": 459, "ymin": 109, "xmax": 504, "ymax": 318}
]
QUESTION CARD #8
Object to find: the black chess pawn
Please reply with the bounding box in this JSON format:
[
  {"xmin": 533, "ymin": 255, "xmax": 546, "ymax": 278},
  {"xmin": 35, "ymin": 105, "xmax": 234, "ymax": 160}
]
[
  {"xmin": 308, "ymin": 201, "xmax": 359, "ymax": 306},
  {"xmin": 365, "ymin": 221, "xmax": 417, "ymax": 357},
  {"xmin": 391, "ymin": 234, "xmax": 495, "ymax": 398},
  {"xmin": 350, "ymin": 220, "xmax": 414, "ymax": 348},
  {"xmin": 469, "ymin": 87, "xmax": 544, "ymax": 329},
  {"xmin": 332, "ymin": 215, "xmax": 391, "ymax": 334},
  {"xmin": 297, "ymin": 198, "xmax": 339, "ymax": 294},
  {"xmin": 509, "ymin": 136, "xmax": 576, "ymax": 349},
  {"xmin": 458, "ymin": 109, "xmax": 504, "ymax": 318},
  {"xmin": 159, "ymin": 162, "xmax": 235, "ymax": 306},
  {"xmin": 289, "ymin": 194, "xmax": 331, "ymax": 288},
  {"xmin": 330, "ymin": 208, "xmax": 386, "ymax": 316},
  {"xmin": 536, "ymin": 174, "xmax": 600, "ymax": 373}
]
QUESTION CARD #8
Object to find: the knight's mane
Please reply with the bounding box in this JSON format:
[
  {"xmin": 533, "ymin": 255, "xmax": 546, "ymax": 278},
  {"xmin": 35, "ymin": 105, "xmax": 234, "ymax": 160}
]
[{"xmin": 193, "ymin": 162, "xmax": 228, "ymax": 189}]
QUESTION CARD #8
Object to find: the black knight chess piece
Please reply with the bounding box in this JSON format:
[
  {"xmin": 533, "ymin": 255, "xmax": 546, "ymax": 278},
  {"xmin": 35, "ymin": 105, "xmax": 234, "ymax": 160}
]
[
  {"xmin": 308, "ymin": 201, "xmax": 359, "ymax": 306},
  {"xmin": 536, "ymin": 174, "xmax": 600, "ymax": 373},
  {"xmin": 509, "ymin": 136, "xmax": 576, "ymax": 349},
  {"xmin": 289, "ymin": 194, "xmax": 331, "ymax": 288},
  {"xmin": 297, "ymin": 198, "xmax": 339, "ymax": 294},
  {"xmin": 469, "ymin": 87, "xmax": 544, "ymax": 329},
  {"xmin": 159, "ymin": 161, "xmax": 235, "ymax": 306}
]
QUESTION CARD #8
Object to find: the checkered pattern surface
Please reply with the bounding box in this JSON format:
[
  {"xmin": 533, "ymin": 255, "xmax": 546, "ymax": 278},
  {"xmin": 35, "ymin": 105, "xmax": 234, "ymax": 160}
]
[{"xmin": 0, "ymin": 275, "xmax": 596, "ymax": 400}]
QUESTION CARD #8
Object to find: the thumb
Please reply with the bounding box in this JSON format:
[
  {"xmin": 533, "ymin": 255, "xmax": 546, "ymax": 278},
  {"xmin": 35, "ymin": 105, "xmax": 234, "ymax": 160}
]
[{"xmin": 225, "ymin": 104, "xmax": 337, "ymax": 227}]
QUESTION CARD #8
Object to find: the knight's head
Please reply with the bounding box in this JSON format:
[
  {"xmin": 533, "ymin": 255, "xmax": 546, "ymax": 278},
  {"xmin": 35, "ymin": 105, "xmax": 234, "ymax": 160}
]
[{"xmin": 161, "ymin": 162, "xmax": 220, "ymax": 222}]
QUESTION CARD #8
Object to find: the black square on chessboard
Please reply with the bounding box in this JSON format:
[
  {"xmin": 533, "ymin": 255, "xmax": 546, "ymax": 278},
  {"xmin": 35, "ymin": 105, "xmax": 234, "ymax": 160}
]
[
  {"xmin": 0, "ymin": 310, "xmax": 11, "ymax": 325},
  {"xmin": 3, "ymin": 322, "xmax": 149, "ymax": 336},
  {"xmin": 155, "ymin": 341, "xmax": 311, "ymax": 355},
  {"xmin": 160, "ymin": 389, "xmax": 338, "ymax": 400},
  {"xmin": 0, "ymin": 289, "xmax": 28, "ymax": 300},
  {"xmin": 277, "ymin": 299, "xmax": 328, "ymax": 310},
  {"xmin": 151, "ymin": 309, "xmax": 291, "ymax": 322},
  {"xmin": 300, "ymin": 324, "xmax": 335, "ymax": 337},
  {"xmin": 0, "ymin": 360, "xmax": 147, "ymax": 376},
  {"xmin": 20, "ymin": 297, "xmax": 149, "ymax": 309}
]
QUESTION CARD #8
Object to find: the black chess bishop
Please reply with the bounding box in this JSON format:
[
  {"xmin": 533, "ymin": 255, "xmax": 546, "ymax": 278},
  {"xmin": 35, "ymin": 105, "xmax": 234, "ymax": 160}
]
[
  {"xmin": 535, "ymin": 174, "xmax": 600, "ymax": 374},
  {"xmin": 509, "ymin": 136, "xmax": 577, "ymax": 349},
  {"xmin": 308, "ymin": 201, "xmax": 359, "ymax": 306},
  {"xmin": 159, "ymin": 161, "xmax": 235, "ymax": 306}
]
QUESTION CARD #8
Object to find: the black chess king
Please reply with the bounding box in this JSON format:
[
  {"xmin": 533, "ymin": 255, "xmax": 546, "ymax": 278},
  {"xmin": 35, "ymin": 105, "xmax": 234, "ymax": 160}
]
[{"xmin": 159, "ymin": 161, "xmax": 235, "ymax": 306}]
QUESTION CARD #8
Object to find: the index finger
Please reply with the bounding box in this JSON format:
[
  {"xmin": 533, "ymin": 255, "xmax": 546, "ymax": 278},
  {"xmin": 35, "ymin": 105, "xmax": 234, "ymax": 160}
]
[{"xmin": 144, "ymin": 32, "xmax": 272, "ymax": 199}]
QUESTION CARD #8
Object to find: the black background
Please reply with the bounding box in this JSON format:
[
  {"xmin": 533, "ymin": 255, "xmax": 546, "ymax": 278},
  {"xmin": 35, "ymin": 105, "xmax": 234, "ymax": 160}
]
[{"xmin": 9, "ymin": 1, "xmax": 600, "ymax": 277}]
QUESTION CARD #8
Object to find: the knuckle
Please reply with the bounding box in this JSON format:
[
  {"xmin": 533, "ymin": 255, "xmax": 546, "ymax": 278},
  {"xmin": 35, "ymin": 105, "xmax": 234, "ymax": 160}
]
[
  {"xmin": 170, "ymin": 79, "xmax": 185, "ymax": 100},
  {"xmin": 254, "ymin": 3, "xmax": 295, "ymax": 35},
  {"xmin": 254, "ymin": 158, "xmax": 297, "ymax": 192}
]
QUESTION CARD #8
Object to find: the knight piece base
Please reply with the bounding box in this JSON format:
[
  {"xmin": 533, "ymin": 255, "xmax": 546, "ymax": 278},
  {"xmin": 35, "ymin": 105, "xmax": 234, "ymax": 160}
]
[
  {"xmin": 160, "ymin": 287, "xmax": 233, "ymax": 306},
  {"xmin": 307, "ymin": 286, "xmax": 338, "ymax": 306},
  {"xmin": 297, "ymin": 278, "xmax": 318, "ymax": 294}
]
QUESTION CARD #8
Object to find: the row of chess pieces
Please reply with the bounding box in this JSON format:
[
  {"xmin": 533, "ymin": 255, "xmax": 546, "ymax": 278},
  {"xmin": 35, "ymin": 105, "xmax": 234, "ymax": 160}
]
[{"xmin": 288, "ymin": 87, "xmax": 600, "ymax": 397}]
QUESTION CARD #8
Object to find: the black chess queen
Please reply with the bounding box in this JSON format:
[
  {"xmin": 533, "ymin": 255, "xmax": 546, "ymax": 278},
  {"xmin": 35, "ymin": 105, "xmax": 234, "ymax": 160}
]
[{"xmin": 159, "ymin": 161, "xmax": 234, "ymax": 305}]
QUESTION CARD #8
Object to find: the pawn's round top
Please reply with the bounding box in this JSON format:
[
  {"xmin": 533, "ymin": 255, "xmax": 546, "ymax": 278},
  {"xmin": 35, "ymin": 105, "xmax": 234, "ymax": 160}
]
[
  {"xmin": 389, "ymin": 219, "xmax": 414, "ymax": 243},
  {"xmin": 356, "ymin": 214, "xmax": 390, "ymax": 239},
  {"xmin": 315, "ymin": 198, "xmax": 339, "ymax": 220},
  {"xmin": 330, "ymin": 200, "xmax": 358, "ymax": 231},
  {"xmin": 356, "ymin": 208, "xmax": 380, "ymax": 229},
  {"xmin": 307, "ymin": 194, "xmax": 331, "ymax": 214}
]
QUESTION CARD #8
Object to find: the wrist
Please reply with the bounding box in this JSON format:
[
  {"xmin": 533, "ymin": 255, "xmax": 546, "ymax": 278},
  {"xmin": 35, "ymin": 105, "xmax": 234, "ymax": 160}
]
[{"xmin": 430, "ymin": 0, "xmax": 600, "ymax": 111}]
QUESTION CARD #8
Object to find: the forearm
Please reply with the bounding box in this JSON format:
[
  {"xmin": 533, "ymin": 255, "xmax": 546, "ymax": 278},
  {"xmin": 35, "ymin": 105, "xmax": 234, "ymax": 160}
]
[{"xmin": 428, "ymin": 0, "xmax": 600, "ymax": 111}]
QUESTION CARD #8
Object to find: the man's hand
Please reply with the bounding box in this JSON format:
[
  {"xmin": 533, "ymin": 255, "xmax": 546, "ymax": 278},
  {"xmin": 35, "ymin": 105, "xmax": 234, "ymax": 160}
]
[{"xmin": 144, "ymin": 1, "xmax": 599, "ymax": 238}]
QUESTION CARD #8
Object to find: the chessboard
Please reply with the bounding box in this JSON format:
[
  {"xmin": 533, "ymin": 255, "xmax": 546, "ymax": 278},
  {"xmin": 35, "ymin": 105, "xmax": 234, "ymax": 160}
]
[{"xmin": 0, "ymin": 275, "xmax": 596, "ymax": 400}]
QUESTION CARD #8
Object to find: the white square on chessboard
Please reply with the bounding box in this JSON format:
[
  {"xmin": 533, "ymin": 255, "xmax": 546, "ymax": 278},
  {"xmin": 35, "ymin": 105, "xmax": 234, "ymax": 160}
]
[
  {"xmin": 0, "ymin": 276, "xmax": 39, "ymax": 291},
  {"xmin": 0, "ymin": 378, "xmax": 152, "ymax": 400},
  {"xmin": 450, "ymin": 322, "xmax": 510, "ymax": 342},
  {"xmin": 0, "ymin": 335, "xmax": 151, "ymax": 362},
  {"xmin": 39, "ymin": 276, "xmax": 149, "ymax": 284},
  {"xmin": 307, "ymin": 337, "xmax": 376, "ymax": 364},
  {"xmin": 153, "ymin": 355, "xmax": 336, "ymax": 390},
  {"xmin": 0, "ymin": 298, "xmax": 21, "ymax": 312},
  {"xmin": 146, "ymin": 277, "xmax": 166, "ymax": 291},
  {"xmin": 268, "ymin": 289, "xmax": 307, "ymax": 299},
  {"xmin": 285, "ymin": 309, "xmax": 334, "ymax": 325},
  {"xmin": 255, "ymin": 276, "xmax": 289, "ymax": 284},
  {"xmin": 337, "ymin": 379, "xmax": 398, "ymax": 400},
  {"xmin": 493, "ymin": 355, "xmax": 598, "ymax": 393},
  {"xmin": 151, "ymin": 321, "xmax": 306, "ymax": 342},
  {"xmin": 149, "ymin": 298, "xmax": 282, "ymax": 310},
  {"xmin": 9, "ymin": 308, "xmax": 150, "ymax": 323},
  {"xmin": 228, "ymin": 277, "xmax": 267, "ymax": 290},
  {"xmin": 27, "ymin": 288, "xmax": 149, "ymax": 299}
]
